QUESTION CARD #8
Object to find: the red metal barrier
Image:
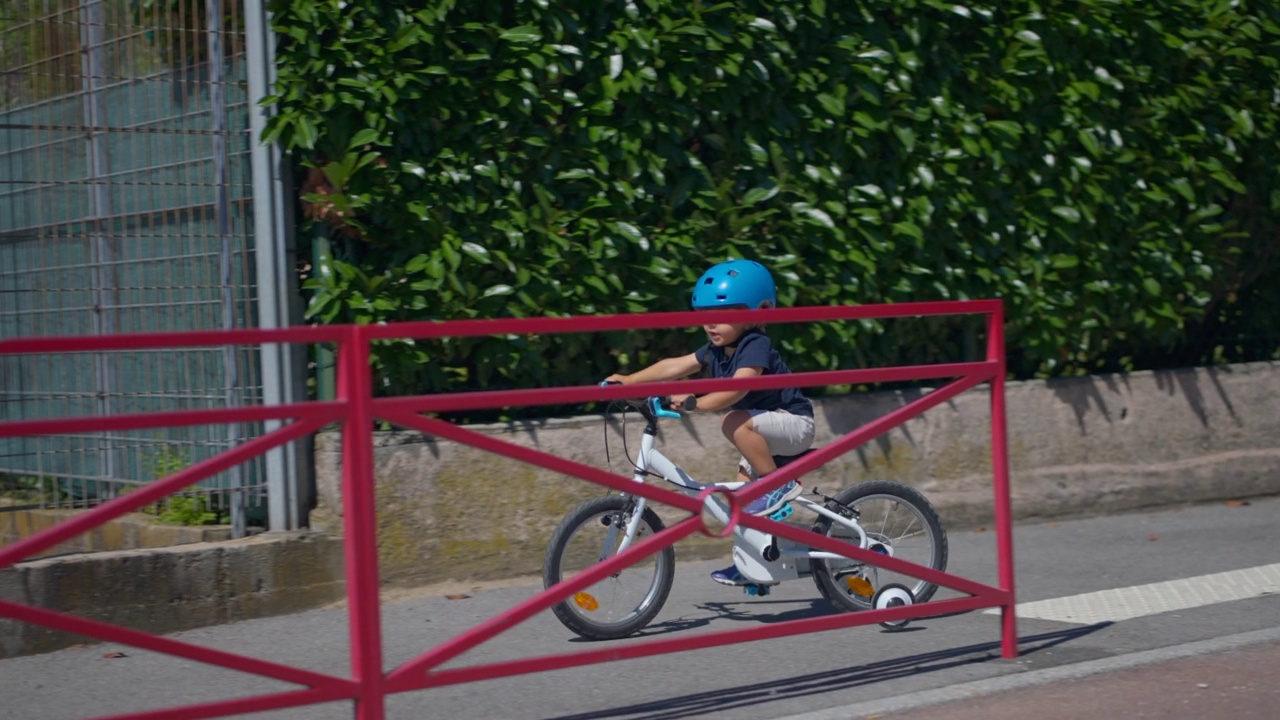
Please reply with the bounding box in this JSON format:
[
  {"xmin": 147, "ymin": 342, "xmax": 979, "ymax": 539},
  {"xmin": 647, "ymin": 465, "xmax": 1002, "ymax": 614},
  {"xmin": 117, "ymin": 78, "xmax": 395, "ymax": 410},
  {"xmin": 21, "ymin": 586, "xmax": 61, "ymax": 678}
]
[{"xmin": 0, "ymin": 301, "xmax": 1016, "ymax": 720}]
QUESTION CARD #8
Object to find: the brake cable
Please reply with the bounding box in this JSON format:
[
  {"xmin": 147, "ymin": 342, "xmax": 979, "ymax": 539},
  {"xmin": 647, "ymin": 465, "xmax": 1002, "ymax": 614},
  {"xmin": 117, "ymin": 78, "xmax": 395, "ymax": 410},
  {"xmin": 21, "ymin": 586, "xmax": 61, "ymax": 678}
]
[{"xmin": 602, "ymin": 400, "xmax": 664, "ymax": 482}]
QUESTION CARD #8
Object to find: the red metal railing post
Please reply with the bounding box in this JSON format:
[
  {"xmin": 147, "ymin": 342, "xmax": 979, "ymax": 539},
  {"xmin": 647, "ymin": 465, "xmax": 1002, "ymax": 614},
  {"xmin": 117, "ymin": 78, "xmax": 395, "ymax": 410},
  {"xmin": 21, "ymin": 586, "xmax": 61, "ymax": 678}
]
[
  {"xmin": 987, "ymin": 303, "xmax": 1018, "ymax": 658},
  {"xmin": 337, "ymin": 327, "xmax": 387, "ymax": 720}
]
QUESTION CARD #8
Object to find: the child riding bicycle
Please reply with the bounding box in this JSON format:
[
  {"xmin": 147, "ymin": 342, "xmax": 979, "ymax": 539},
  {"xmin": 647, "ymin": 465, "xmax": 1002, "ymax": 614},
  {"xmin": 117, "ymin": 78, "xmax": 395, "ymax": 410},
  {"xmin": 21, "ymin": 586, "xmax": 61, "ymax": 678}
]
[{"xmin": 605, "ymin": 259, "xmax": 816, "ymax": 586}]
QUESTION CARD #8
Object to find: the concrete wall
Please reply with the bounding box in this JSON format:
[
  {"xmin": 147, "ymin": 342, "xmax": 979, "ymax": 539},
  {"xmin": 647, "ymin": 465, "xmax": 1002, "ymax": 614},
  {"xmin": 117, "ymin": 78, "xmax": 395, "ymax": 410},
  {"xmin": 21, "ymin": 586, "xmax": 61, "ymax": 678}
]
[
  {"xmin": 0, "ymin": 531, "xmax": 345, "ymax": 659},
  {"xmin": 310, "ymin": 361, "xmax": 1280, "ymax": 587}
]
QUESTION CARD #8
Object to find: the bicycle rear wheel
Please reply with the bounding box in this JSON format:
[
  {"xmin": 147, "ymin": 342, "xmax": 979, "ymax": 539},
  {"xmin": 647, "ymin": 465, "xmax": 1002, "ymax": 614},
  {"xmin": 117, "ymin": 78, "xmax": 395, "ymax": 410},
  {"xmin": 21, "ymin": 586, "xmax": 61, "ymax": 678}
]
[
  {"xmin": 543, "ymin": 495, "xmax": 675, "ymax": 640},
  {"xmin": 811, "ymin": 480, "xmax": 948, "ymax": 613}
]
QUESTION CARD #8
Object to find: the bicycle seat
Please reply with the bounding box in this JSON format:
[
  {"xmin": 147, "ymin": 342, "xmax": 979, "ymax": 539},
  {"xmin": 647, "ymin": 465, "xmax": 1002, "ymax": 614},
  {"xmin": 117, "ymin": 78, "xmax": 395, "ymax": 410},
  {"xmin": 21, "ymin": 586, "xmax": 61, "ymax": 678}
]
[{"xmin": 771, "ymin": 448, "xmax": 816, "ymax": 469}]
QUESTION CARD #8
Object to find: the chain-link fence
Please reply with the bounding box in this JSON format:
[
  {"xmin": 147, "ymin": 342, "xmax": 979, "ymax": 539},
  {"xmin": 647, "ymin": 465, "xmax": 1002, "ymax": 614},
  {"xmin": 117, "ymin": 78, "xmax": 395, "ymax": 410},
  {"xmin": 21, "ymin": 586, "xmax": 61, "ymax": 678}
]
[{"xmin": 0, "ymin": 0, "xmax": 280, "ymax": 533}]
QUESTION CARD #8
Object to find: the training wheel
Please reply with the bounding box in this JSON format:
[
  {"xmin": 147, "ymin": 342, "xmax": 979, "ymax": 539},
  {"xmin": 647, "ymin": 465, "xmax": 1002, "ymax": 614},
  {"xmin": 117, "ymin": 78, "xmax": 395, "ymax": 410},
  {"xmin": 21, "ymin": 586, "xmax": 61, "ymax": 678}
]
[{"xmin": 871, "ymin": 583, "xmax": 914, "ymax": 631}]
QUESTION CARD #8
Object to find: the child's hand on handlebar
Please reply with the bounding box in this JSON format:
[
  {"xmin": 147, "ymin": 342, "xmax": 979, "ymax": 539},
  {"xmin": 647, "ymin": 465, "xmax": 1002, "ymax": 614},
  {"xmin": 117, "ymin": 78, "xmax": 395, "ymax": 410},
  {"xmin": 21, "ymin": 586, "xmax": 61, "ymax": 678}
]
[
  {"xmin": 600, "ymin": 377, "xmax": 694, "ymax": 413},
  {"xmin": 669, "ymin": 394, "xmax": 697, "ymax": 412}
]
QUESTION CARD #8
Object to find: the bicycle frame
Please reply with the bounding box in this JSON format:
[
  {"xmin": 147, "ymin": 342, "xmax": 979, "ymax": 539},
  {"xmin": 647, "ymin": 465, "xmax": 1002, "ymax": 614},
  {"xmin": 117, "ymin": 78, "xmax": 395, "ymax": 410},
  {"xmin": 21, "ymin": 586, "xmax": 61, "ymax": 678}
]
[{"xmin": 612, "ymin": 408, "xmax": 873, "ymax": 586}]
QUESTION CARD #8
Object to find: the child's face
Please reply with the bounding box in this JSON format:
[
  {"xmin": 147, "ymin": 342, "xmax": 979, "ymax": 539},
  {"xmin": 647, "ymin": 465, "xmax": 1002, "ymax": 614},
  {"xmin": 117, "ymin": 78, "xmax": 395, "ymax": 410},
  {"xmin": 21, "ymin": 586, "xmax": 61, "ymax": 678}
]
[{"xmin": 703, "ymin": 322, "xmax": 750, "ymax": 347}]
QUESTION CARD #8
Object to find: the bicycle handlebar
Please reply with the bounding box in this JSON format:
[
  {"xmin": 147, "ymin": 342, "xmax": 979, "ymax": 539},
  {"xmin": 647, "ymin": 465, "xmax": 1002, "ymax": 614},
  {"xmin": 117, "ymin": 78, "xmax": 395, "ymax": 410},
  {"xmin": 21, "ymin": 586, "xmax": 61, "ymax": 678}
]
[
  {"xmin": 600, "ymin": 380, "xmax": 695, "ymax": 419},
  {"xmin": 649, "ymin": 397, "xmax": 681, "ymax": 419}
]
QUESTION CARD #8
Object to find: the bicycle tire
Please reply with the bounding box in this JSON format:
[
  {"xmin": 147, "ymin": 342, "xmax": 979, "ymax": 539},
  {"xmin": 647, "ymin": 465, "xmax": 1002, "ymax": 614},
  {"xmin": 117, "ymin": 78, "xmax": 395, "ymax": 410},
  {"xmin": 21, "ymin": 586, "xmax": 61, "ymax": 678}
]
[
  {"xmin": 810, "ymin": 480, "xmax": 948, "ymax": 613},
  {"xmin": 543, "ymin": 495, "xmax": 676, "ymax": 640}
]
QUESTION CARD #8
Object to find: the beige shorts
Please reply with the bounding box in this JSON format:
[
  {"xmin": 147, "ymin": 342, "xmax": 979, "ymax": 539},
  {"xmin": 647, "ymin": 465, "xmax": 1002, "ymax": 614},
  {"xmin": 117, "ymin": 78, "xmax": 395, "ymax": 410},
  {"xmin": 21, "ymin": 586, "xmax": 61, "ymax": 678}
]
[{"xmin": 738, "ymin": 409, "xmax": 816, "ymax": 478}]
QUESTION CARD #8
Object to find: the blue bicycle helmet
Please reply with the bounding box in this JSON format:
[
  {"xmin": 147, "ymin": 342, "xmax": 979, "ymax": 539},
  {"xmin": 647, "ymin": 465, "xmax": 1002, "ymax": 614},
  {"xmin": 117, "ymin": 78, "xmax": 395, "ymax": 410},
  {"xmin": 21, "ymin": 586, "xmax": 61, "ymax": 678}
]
[{"xmin": 690, "ymin": 259, "xmax": 777, "ymax": 310}]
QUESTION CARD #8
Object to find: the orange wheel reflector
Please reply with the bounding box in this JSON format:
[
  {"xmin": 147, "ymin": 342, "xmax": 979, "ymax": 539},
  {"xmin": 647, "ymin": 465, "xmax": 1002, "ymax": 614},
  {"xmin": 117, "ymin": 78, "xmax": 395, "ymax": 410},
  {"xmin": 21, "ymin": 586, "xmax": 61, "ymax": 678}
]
[
  {"xmin": 573, "ymin": 592, "xmax": 599, "ymax": 611},
  {"xmin": 845, "ymin": 576, "xmax": 874, "ymax": 597}
]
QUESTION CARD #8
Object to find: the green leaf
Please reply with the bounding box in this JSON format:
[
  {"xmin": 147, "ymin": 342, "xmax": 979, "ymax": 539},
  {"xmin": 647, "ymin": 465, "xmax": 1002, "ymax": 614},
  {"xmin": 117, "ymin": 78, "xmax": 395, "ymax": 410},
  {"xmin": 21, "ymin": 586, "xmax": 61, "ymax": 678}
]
[
  {"xmin": 612, "ymin": 221, "xmax": 645, "ymax": 242},
  {"xmin": 1077, "ymin": 130, "xmax": 1101, "ymax": 158},
  {"xmin": 742, "ymin": 184, "xmax": 780, "ymax": 205},
  {"xmin": 1169, "ymin": 178, "xmax": 1196, "ymax": 203},
  {"xmin": 348, "ymin": 128, "xmax": 381, "ymax": 149},
  {"xmin": 461, "ymin": 242, "xmax": 491, "ymax": 263},
  {"xmin": 1052, "ymin": 206, "xmax": 1082, "ymax": 223},
  {"xmin": 817, "ymin": 93, "xmax": 845, "ymax": 116},
  {"xmin": 986, "ymin": 120, "xmax": 1024, "ymax": 140},
  {"xmin": 892, "ymin": 221, "xmax": 924, "ymax": 243},
  {"xmin": 294, "ymin": 116, "xmax": 317, "ymax": 150},
  {"xmin": 405, "ymin": 254, "xmax": 431, "ymax": 273},
  {"xmin": 500, "ymin": 26, "xmax": 542, "ymax": 42}
]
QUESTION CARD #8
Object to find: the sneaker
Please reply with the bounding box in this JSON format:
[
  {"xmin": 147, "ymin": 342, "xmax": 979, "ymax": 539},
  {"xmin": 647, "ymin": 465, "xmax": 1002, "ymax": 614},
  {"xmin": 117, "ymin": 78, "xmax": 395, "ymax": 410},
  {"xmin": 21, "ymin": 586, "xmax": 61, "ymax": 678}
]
[
  {"xmin": 744, "ymin": 480, "xmax": 802, "ymax": 517},
  {"xmin": 710, "ymin": 565, "xmax": 750, "ymax": 586}
]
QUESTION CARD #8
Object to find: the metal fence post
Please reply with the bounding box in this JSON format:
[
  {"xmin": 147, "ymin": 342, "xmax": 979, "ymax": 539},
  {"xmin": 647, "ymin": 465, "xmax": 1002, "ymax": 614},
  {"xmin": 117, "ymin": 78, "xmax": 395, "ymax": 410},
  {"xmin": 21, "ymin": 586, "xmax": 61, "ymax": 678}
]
[
  {"xmin": 79, "ymin": 0, "xmax": 120, "ymax": 495},
  {"xmin": 245, "ymin": 0, "xmax": 307, "ymax": 531},
  {"xmin": 205, "ymin": 0, "xmax": 248, "ymax": 538}
]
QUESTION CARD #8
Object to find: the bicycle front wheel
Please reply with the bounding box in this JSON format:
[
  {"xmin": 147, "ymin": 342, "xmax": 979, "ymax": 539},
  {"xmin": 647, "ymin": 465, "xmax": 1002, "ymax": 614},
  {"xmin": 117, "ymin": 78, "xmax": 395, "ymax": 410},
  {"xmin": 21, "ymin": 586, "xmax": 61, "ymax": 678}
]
[
  {"xmin": 543, "ymin": 495, "xmax": 675, "ymax": 640},
  {"xmin": 811, "ymin": 480, "xmax": 948, "ymax": 613}
]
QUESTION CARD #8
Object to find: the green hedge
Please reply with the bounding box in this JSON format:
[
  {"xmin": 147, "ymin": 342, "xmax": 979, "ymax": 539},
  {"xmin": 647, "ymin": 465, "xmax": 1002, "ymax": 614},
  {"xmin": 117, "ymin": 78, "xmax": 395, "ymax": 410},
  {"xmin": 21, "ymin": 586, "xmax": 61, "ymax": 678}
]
[{"xmin": 264, "ymin": 0, "xmax": 1280, "ymax": 414}]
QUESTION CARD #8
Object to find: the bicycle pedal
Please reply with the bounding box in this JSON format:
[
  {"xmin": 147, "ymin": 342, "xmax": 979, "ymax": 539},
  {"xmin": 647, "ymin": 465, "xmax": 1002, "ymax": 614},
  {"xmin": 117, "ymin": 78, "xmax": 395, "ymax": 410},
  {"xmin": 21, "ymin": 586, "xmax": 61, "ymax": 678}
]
[
  {"xmin": 768, "ymin": 504, "xmax": 794, "ymax": 522},
  {"xmin": 743, "ymin": 584, "xmax": 772, "ymax": 597}
]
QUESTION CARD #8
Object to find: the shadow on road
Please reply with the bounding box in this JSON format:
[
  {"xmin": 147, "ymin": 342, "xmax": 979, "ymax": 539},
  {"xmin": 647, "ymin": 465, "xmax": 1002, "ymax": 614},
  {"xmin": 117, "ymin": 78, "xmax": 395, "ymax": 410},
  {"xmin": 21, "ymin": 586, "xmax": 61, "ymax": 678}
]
[
  {"xmin": 547, "ymin": 623, "xmax": 1113, "ymax": 720},
  {"xmin": 565, "ymin": 597, "xmax": 838, "ymax": 642}
]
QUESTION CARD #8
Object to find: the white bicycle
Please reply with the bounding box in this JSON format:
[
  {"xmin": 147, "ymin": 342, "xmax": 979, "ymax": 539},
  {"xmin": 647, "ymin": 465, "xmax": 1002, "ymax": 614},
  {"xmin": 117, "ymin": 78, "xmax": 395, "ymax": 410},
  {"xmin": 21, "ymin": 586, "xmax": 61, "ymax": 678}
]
[{"xmin": 543, "ymin": 392, "xmax": 949, "ymax": 640}]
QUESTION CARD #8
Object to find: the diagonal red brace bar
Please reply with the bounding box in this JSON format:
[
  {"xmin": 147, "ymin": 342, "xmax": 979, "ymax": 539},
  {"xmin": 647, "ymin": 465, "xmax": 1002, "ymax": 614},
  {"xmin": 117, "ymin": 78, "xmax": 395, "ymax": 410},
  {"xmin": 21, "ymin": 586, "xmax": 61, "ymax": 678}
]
[
  {"xmin": 718, "ymin": 372, "xmax": 991, "ymax": 508},
  {"xmin": 386, "ymin": 514, "xmax": 705, "ymax": 688},
  {"xmin": 85, "ymin": 687, "xmax": 358, "ymax": 720},
  {"xmin": 376, "ymin": 408, "xmax": 704, "ymax": 515},
  {"xmin": 394, "ymin": 595, "xmax": 1002, "ymax": 693},
  {"xmin": 0, "ymin": 401, "xmax": 346, "ymax": 439},
  {"xmin": 0, "ymin": 414, "xmax": 336, "ymax": 569},
  {"xmin": 0, "ymin": 599, "xmax": 356, "ymax": 692}
]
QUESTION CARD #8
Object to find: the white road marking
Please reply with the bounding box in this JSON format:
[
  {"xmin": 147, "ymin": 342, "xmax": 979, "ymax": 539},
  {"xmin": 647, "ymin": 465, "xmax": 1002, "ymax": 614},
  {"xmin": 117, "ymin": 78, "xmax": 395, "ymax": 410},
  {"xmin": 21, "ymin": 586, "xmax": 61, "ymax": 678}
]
[{"xmin": 984, "ymin": 563, "xmax": 1280, "ymax": 624}]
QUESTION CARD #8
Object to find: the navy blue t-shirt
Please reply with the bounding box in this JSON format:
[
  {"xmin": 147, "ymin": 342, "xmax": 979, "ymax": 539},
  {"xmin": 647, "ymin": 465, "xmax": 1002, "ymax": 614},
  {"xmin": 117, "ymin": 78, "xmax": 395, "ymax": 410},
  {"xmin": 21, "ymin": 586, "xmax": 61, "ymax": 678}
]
[{"xmin": 694, "ymin": 329, "xmax": 813, "ymax": 416}]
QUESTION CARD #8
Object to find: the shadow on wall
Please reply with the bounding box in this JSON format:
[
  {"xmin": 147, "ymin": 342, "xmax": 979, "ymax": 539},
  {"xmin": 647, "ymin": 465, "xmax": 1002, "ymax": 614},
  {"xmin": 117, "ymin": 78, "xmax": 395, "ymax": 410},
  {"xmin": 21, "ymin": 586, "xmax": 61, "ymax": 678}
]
[
  {"xmin": 819, "ymin": 388, "xmax": 927, "ymax": 472},
  {"xmin": 1050, "ymin": 365, "xmax": 1246, "ymax": 436},
  {"xmin": 1153, "ymin": 366, "xmax": 1242, "ymax": 428},
  {"xmin": 1049, "ymin": 374, "xmax": 1124, "ymax": 435}
]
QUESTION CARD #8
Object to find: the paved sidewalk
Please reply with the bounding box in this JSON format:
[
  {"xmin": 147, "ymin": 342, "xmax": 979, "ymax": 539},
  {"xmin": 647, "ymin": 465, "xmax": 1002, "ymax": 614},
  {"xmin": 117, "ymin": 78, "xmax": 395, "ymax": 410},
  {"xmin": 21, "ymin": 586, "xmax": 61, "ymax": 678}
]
[{"xmin": 781, "ymin": 629, "xmax": 1280, "ymax": 720}]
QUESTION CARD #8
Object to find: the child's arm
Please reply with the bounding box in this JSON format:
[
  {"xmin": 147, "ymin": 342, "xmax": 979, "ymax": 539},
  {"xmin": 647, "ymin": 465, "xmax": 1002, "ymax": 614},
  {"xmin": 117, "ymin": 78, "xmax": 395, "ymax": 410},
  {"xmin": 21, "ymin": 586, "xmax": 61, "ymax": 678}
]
[
  {"xmin": 606, "ymin": 353, "xmax": 701, "ymax": 384},
  {"xmin": 678, "ymin": 366, "xmax": 762, "ymax": 412}
]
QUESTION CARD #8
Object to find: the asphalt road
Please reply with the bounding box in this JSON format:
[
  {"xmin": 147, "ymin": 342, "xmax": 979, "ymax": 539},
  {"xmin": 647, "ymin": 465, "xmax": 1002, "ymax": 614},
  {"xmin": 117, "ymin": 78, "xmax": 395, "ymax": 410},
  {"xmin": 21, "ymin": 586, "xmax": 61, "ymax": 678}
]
[{"xmin": 3, "ymin": 495, "xmax": 1278, "ymax": 720}]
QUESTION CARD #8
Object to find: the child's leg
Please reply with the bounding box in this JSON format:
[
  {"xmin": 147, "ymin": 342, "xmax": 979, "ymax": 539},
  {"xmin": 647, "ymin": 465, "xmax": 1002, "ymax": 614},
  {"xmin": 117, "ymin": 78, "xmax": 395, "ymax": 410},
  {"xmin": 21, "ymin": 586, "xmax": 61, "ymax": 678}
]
[
  {"xmin": 709, "ymin": 411, "xmax": 817, "ymax": 581},
  {"xmin": 722, "ymin": 410, "xmax": 777, "ymax": 481},
  {"xmin": 723, "ymin": 410, "xmax": 815, "ymax": 476}
]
